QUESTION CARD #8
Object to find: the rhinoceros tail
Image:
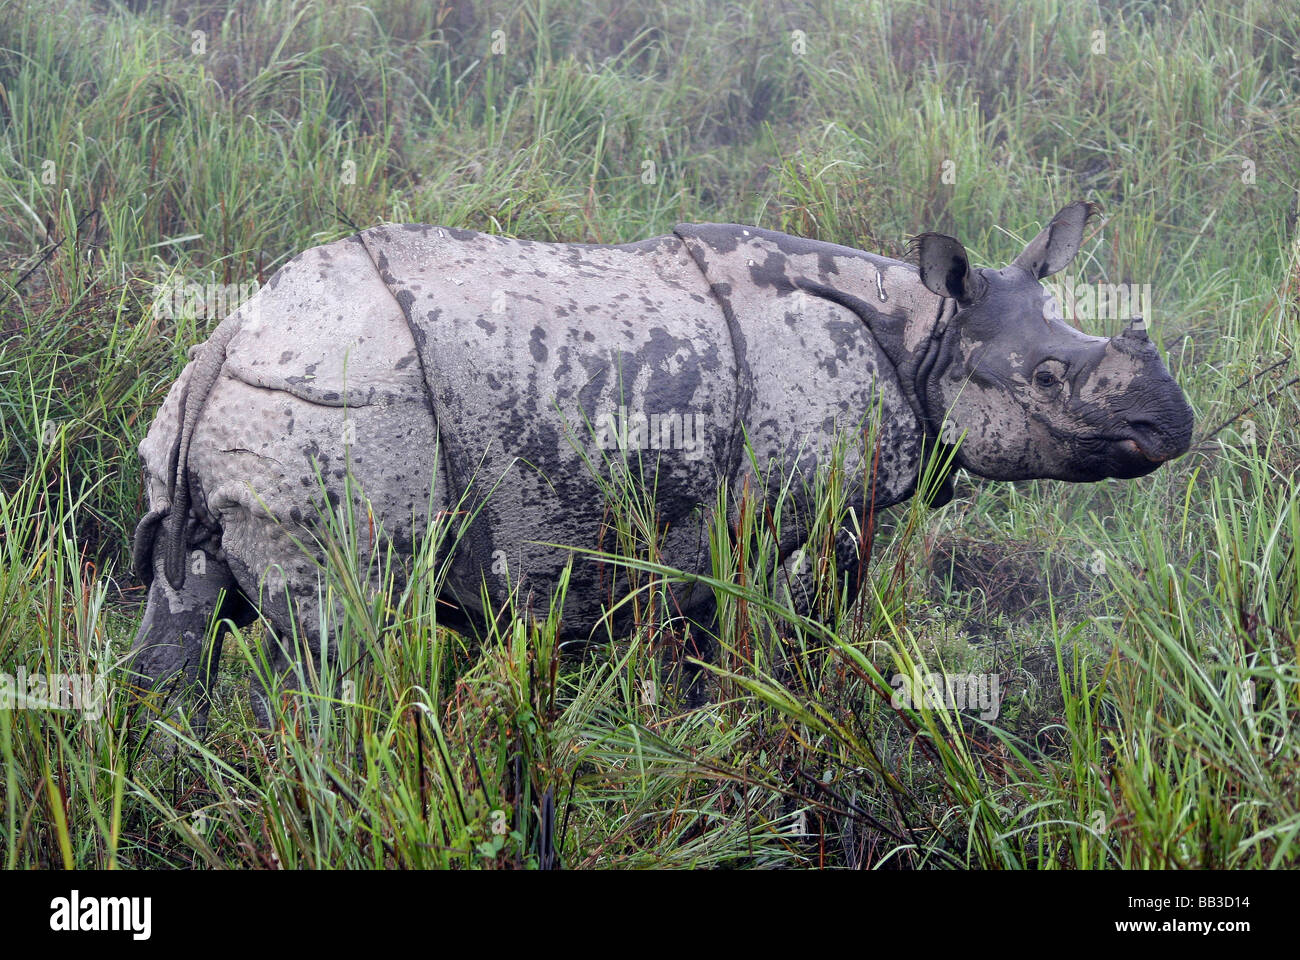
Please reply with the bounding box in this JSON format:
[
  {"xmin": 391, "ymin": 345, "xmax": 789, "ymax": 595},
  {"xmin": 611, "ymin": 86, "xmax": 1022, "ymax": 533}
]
[
  {"xmin": 160, "ymin": 310, "xmax": 246, "ymax": 591},
  {"xmin": 131, "ymin": 508, "xmax": 167, "ymax": 586}
]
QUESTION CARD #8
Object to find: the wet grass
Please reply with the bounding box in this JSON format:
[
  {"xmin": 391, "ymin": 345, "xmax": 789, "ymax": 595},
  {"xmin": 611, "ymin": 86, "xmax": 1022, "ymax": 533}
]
[{"xmin": 1, "ymin": 0, "xmax": 1299, "ymax": 868}]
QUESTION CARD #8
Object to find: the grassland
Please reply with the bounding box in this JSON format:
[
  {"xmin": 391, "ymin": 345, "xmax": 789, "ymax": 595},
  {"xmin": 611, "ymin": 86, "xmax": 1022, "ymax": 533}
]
[{"xmin": 1, "ymin": 0, "xmax": 1298, "ymax": 868}]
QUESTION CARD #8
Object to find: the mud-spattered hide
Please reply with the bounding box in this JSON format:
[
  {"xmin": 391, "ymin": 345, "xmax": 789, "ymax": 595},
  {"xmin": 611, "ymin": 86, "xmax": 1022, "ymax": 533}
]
[
  {"xmin": 142, "ymin": 223, "xmax": 949, "ymax": 636},
  {"xmin": 358, "ymin": 223, "xmax": 945, "ymax": 628}
]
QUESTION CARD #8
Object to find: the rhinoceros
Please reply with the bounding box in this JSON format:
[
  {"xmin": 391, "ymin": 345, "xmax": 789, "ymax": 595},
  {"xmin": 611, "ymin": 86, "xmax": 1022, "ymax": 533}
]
[{"xmin": 126, "ymin": 201, "xmax": 1193, "ymax": 726}]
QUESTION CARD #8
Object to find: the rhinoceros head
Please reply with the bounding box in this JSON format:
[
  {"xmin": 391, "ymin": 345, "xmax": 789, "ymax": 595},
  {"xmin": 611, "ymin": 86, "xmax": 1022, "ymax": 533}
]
[{"xmin": 912, "ymin": 201, "xmax": 1193, "ymax": 483}]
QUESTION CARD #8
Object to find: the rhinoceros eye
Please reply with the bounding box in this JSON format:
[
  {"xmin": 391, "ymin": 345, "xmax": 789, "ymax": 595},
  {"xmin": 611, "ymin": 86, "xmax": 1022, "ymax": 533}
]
[{"xmin": 1032, "ymin": 360, "xmax": 1066, "ymax": 392}]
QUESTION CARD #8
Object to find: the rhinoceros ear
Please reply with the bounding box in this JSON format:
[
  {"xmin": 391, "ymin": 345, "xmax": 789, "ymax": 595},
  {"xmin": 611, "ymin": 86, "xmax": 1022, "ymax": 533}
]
[
  {"xmin": 911, "ymin": 233, "xmax": 985, "ymax": 304},
  {"xmin": 1011, "ymin": 200, "xmax": 1097, "ymax": 279}
]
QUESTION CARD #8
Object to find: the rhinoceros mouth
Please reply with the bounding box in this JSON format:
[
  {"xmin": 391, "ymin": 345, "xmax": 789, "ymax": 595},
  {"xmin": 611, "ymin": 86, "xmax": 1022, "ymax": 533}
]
[
  {"xmin": 1101, "ymin": 414, "xmax": 1188, "ymax": 466},
  {"xmin": 1117, "ymin": 437, "xmax": 1171, "ymax": 463}
]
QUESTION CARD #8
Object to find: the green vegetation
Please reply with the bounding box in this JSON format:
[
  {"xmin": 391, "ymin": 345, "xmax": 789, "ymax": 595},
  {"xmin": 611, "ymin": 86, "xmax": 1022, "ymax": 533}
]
[{"xmin": 1, "ymin": 0, "xmax": 1298, "ymax": 868}]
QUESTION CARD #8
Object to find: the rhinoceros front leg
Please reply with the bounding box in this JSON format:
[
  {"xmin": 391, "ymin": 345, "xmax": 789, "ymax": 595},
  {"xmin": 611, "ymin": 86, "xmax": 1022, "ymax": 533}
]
[
  {"xmin": 777, "ymin": 526, "xmax": 865, "ymax": 617},
  {"xmin": 126, "ymin": 533, "xmax": 252, "ymax": 741},
  {"xmin": 665, "ymin": 601, "xmax": 718, "ymax": 710}
]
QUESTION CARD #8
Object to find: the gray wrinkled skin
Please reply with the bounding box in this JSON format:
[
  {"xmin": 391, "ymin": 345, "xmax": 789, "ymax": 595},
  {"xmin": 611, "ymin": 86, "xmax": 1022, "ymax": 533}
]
[{"xmin": 126, "ymin": 202, "xmax": 1194, "ymax": 727}]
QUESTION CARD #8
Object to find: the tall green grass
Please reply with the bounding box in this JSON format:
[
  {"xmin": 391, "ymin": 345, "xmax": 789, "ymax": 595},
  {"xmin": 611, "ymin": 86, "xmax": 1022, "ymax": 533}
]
[{"xmin": 1, "ymin": 0, "xmax": 1298, "ymax": 867}]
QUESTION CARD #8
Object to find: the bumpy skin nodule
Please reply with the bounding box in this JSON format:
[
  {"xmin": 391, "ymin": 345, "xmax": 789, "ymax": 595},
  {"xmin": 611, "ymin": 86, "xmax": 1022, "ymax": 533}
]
[{"xmin": 126, "ymin": 202, "xmax": 1194, "ymax": 726}]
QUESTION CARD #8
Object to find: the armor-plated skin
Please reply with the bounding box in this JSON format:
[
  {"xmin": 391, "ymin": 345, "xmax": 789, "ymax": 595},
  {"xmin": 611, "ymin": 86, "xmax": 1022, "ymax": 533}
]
[{"xmin": 127, "ymin": 202, "xmax": 1194, "ymax": 726}]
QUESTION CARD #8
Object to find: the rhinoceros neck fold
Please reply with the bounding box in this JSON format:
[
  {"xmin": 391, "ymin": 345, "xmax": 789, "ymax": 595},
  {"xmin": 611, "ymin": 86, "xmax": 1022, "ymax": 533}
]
[{"xmin": 673, "ymin": 222, "xmax": 955, "ymax": 506}]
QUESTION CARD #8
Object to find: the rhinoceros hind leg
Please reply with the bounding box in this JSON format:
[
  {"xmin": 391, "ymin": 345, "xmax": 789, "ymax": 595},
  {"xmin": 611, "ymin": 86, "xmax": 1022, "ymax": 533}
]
[
  {"xmin": 247, "ymin": 624, "xmax": 323, "ymax": 728},
  {"xmin": 126, "ymin": 538, "xmax": 253, "ymax": 742}
]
